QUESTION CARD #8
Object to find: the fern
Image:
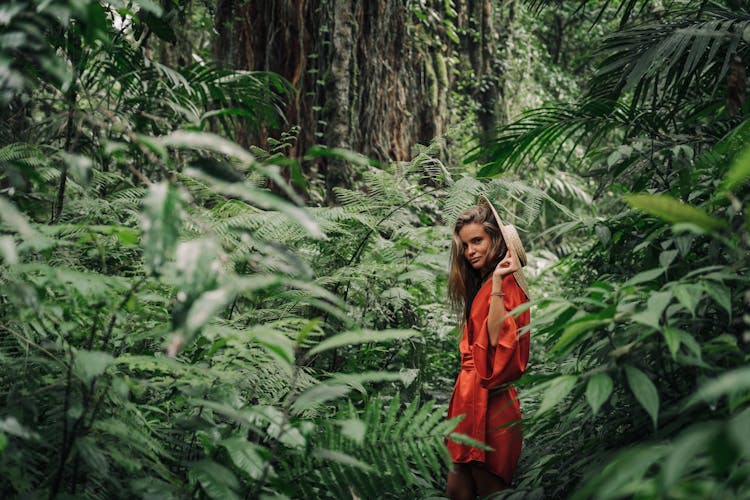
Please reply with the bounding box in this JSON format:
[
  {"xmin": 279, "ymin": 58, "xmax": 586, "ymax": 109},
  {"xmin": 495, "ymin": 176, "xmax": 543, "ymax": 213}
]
[{"xmin": 276, "ymin": 394, "xmax": 456, "ymax": 499}]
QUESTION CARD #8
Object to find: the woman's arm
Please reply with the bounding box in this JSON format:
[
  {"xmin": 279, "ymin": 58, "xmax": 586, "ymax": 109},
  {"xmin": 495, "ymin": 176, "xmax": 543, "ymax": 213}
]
[
  {"xmin": 487, "ymin": 274, "xmax": 506, "ymax": 347},
  {"xmin": 487, "ymin": 248, "xmax": 520, "ymax": 347},
  {"xmin": 471, "ymin": 274, "xmax": 530, "ymax": 388}
]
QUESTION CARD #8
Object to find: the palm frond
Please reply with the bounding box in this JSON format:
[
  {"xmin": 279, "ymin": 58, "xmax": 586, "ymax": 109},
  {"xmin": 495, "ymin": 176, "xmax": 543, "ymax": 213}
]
[
  {"xmin": 468, "ymin": 98, "xmax": 633, "ymax": 176},
  {"xmin": 591, "ymin": 10, "xmax": 750, "ymax": 106}
]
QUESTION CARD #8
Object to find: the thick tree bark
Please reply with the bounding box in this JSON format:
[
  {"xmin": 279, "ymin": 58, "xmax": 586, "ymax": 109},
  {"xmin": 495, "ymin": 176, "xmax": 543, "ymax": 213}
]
[
  {"xmin": 456, "ymin": 0, "xmax": 516, "ymax": 135},
  {"xmin": 213, "ymin": 0, "xmax": 457, "ymax": 201},
  {"xmin": 212, "ymin": 1, "xmax": 512, "ymax": 199}
]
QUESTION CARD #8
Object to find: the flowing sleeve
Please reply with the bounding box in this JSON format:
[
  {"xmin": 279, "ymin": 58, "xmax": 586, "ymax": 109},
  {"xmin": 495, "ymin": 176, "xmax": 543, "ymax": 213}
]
[{"xmin": 470, "ymin": 274, "xmax": 530, "ymax": 389}]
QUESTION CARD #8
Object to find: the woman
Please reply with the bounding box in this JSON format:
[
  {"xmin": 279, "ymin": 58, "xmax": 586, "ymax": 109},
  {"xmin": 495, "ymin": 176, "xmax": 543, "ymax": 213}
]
[{"xmin": 445, "ymin": 197, "xmax": 531, "ymax": 500}]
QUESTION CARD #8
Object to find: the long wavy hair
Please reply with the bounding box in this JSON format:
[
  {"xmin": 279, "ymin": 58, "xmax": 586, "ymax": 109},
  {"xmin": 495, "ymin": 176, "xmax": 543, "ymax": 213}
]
[{"xmin": 448, "ymin": 202, "xmax": 507, "ymax": 323}]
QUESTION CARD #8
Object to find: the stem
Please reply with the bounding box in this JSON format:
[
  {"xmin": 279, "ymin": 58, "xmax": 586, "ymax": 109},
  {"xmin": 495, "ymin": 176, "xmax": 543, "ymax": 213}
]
[
  {"xmin": 53, "ymin": 93, "xmax": 77, "ymax": 223},
  {"xmin": 53, "ymin": 27, "xmax": 81, "ymax": 224},
  {"xmin": 250, "ymin": 347, "xmax": 303, "ymax": 498},
  {"xmin": 101, "ymin": 276, "xmax": 148, "ymax": 351},
  {"xmin": 49, "ymin": 347, "xmax": 75, "ymax": 499}
]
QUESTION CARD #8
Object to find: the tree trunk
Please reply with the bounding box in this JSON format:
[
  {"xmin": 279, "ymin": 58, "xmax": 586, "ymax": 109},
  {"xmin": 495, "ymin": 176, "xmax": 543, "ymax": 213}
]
[
  {"xmin": 214, "ymin": 0, "xmax": 456, "ymax": 201},
  {"xmin": 456, "ymin": 0, "xmax": 516, "ymax": 135}
]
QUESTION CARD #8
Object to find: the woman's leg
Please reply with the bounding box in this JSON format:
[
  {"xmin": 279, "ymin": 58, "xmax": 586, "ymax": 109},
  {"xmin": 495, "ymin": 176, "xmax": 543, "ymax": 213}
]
[
  {"xmin": 470, "ymin": 463, "xmax": 509, "ymax": 497},
  {"xmin": 446, "ymin": 462, "xmax": 476, "ymax": 500}
]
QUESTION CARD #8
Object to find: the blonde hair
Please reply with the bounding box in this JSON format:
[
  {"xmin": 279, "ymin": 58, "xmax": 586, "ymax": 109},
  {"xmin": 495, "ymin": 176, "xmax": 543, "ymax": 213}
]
[{"xmin": 448, "ymin": 201, "xmax": 507, "ymax": 322}]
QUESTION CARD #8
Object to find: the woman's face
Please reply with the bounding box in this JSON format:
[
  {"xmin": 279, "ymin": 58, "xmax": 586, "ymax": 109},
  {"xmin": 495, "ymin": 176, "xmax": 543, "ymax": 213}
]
[{"xmin": 458, "ymin": 222, "xmax": 493, "ymax": 271}]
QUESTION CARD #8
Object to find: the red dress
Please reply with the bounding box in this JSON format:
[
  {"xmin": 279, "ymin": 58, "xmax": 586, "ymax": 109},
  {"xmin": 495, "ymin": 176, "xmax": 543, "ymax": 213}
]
[{"xmin": 446, "ymin": 274, "xmax": 530, "ymax": 484}]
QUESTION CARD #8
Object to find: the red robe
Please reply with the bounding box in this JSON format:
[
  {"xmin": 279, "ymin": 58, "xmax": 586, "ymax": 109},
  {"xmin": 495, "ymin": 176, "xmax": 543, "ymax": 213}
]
[{"xmin": 446, "ymin": 274, "xmax": 530, "ymax": 484}]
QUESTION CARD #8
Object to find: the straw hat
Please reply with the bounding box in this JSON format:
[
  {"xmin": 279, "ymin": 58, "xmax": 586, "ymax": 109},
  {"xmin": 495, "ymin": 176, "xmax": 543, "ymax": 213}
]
[{"xmin": 478, "ymin": 195, "xmax": 530, "ymax": 298}]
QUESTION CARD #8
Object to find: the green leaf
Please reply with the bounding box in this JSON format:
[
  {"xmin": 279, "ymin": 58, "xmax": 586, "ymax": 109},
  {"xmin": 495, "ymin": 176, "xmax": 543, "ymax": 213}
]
[
  {"xmin": 307, "ymin": 329, "xmax": 419, "ymax": 356},
  {"xmin": 586, "ymin": 374, "xmax": 613, "ymax": 416},
  {"xmin": 661, "ymin": 327, "xmax": 683, "ymax": 359},
  {"xmin": 189, "ymin": 460, "xmax": 240, "ymax": 500},
  {"xmin": 59, "ymin": 152, "xmax": 93, "ymax": 187},
  {"xmin": 625, "ymin": 365, "xmax": 659, "ymax": 429},
  {"xmin": 729, "ymin": 408, "xmax": 750, "ymax": 458},
  {"xmin": 157, "ymin": 130, "xmax": 304, "ymax": 204},
  {"xmin": 174, "ymin": 239, "xmax": 220, "ymax": 298},
  {"xmin": 686, "ymin": 366, "xmax": 750, "ymax": 408},
  {"xmin": 631, "ymin": 291, "xmax": 672, "ymax": 329},
  {"xmin": 83, "ymin": 2, "xmax": 108, "ymax": 44},
  {"xmin": 701, "ymin": 281, "xmax": 731, "ymax": 316},
  {"xmin": 305, "ymin": 146, "xmax": 377, "ymax": 167},
  {"xmin": 292, "ymin": 384, "xmax": 351, "ymax": 413},
  {"xmin": 293, "ymin": 372, "xmax": 405, "ymax": 412},
  {"xmin": 246, "ymin": 326, "xmax": 295, "ymax": 371},
  {"xmin": 723, "ymin": 142, "xmax": 750, "ymax": 190},
  {"xmin": 537, "ymin": 375, "xmax": 578, "ymax": 415},
  {"xmin": 659, "ymin": 249, "xmax": 679, "ymax": 268},
  {"xmin": 184, "ymin": 287, "xmax": 233, "ymax": 337},
  {"xmin": 132, "ymin": 0, "xmax": 163, "ymax": 16},
  {"xmin": 141, "ymin": 182, "xmax": 181, "ymax": 275},
  {"xmin": 187, "ymin": 168, "xmax": 323, "ymax": 239},
  {"xmin": 0, "ymin": 416, "xmax": 39, "ymax": 440},
  {"xmin": 114, "ymin": 228, "xmax": 139, "ymax": 245},
  {"xmin": 218, "ymin": 438, "xmax": 269, "ymax": 480},
  {"xmin": 447, "ymin": 432, "xmax": 494, "ymax": 451},
  {"xmin": 0, "ymin": 197, "xmax": 53, "ymax": 250},
  {"xmin": 139, "ymin": 11, "xmax": 176, "ymax": 43},
  {"xmin": 623, "ymin": 268, "xmax": 664, "ymax": 287},
  {"xmin": 551, "ymin": 318, "xmax": 608, "ymax": 357},
  {"xmin": 0, "ymin": 235, "xmax": 17, "ymax": 264},
  {"xmin": 672, "ymin": 284, "xmax": 703, "ymax": 317},
  {"xmin": 76, "ymin": 436, "xmax": 109, "ymax": 476},
  {"xmin": 74, "ymin": 350, "xmax": 115, "ymax": 384},
  {"xmin": 660, "ymin": 424, "xmax": 718, "ymax": 492},
  {"xmin": 573, "ymin": 445, "xmax": 667, "ymax": 500},
  {"xmin": 625, "ymin": 194, "xmax": 727, "ymax": 232},
  {"xmin": 337, "ymin": 418, "xmax": 366, "ymax": 444},
  {"xmin": 312, "ymin": 448, "xmax": 374, "ymax": 472}
]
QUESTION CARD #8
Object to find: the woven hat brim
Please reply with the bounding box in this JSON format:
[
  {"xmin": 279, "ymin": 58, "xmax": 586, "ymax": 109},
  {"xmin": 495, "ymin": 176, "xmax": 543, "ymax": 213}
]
[{"xmin": 478, "ymin": 195, "xmax": 530, "ymax": 298}]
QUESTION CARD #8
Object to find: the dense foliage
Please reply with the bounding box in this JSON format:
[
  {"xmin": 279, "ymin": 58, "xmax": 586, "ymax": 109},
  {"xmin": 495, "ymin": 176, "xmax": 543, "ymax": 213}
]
[{"xmin": 1, "ymin": 0, "xmax": 749, "ymax": 499}]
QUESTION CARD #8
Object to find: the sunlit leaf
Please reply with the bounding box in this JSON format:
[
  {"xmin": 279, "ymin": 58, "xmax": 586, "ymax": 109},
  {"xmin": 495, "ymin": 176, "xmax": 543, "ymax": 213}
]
[
  {"xmin": 141, "ymin": 182, "xmax": 181, "ymax": 275},
  {"xmin": 59, "ymin": 152, "xmax": 93, "ymax": 187},
  {"xmin": 623, "ymin": 268, "xmax": 664, "ymax": 287},
  {"xmin": 631, "ymin": 291, "xmax": 672, "ymax": 329},
  {"xmin": 723, "ymin": 142, "xmax": 750, "ymax": 190},
  {"xmin": 307, "ymin": 329, "xmax": 419, "ymax": 356},
  {"xmin": 686, "ymin": 366, "xmax": 750, "ymax": 408},
  {"xmin": 74, "ymin": 350, "xmax": 115, "ymax": 384},
  {"xmin": 551, "ymin": 318, "xmax": 609, "ymax": 357},
  {"xmin": 337, "ymin": 418, "xmax": 366, "ymax": 444},
  {"xmin": 625, "ymin": 194, "xmax": 727, "ymax": 232},
  {"xmin": 0, "ymin": 235, "xmax": 17, "ymax": 264},
  {"xmin": 537, "ymin": 375, "xmax": 578, "ymax": 415},
  {"xmin": 184, "ymin": 287, "xmax": 233, "ymax": 336},
  {"xmin": 0, "ymin": 197, "xmax": 53, "ymax": 250},
  {"xmin": 0, "ymin": 416, "xmax": 39, "ymax": 440},
  {"xmin": 312, "ymin": 448, "xmax": 374, "ymax": 472}
]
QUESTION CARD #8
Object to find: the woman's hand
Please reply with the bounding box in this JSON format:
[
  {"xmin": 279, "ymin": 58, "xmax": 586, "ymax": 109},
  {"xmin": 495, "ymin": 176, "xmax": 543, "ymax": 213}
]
[{"xmin": 493, "ymin": 247, "xmax": 520, "ymax": 279}]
